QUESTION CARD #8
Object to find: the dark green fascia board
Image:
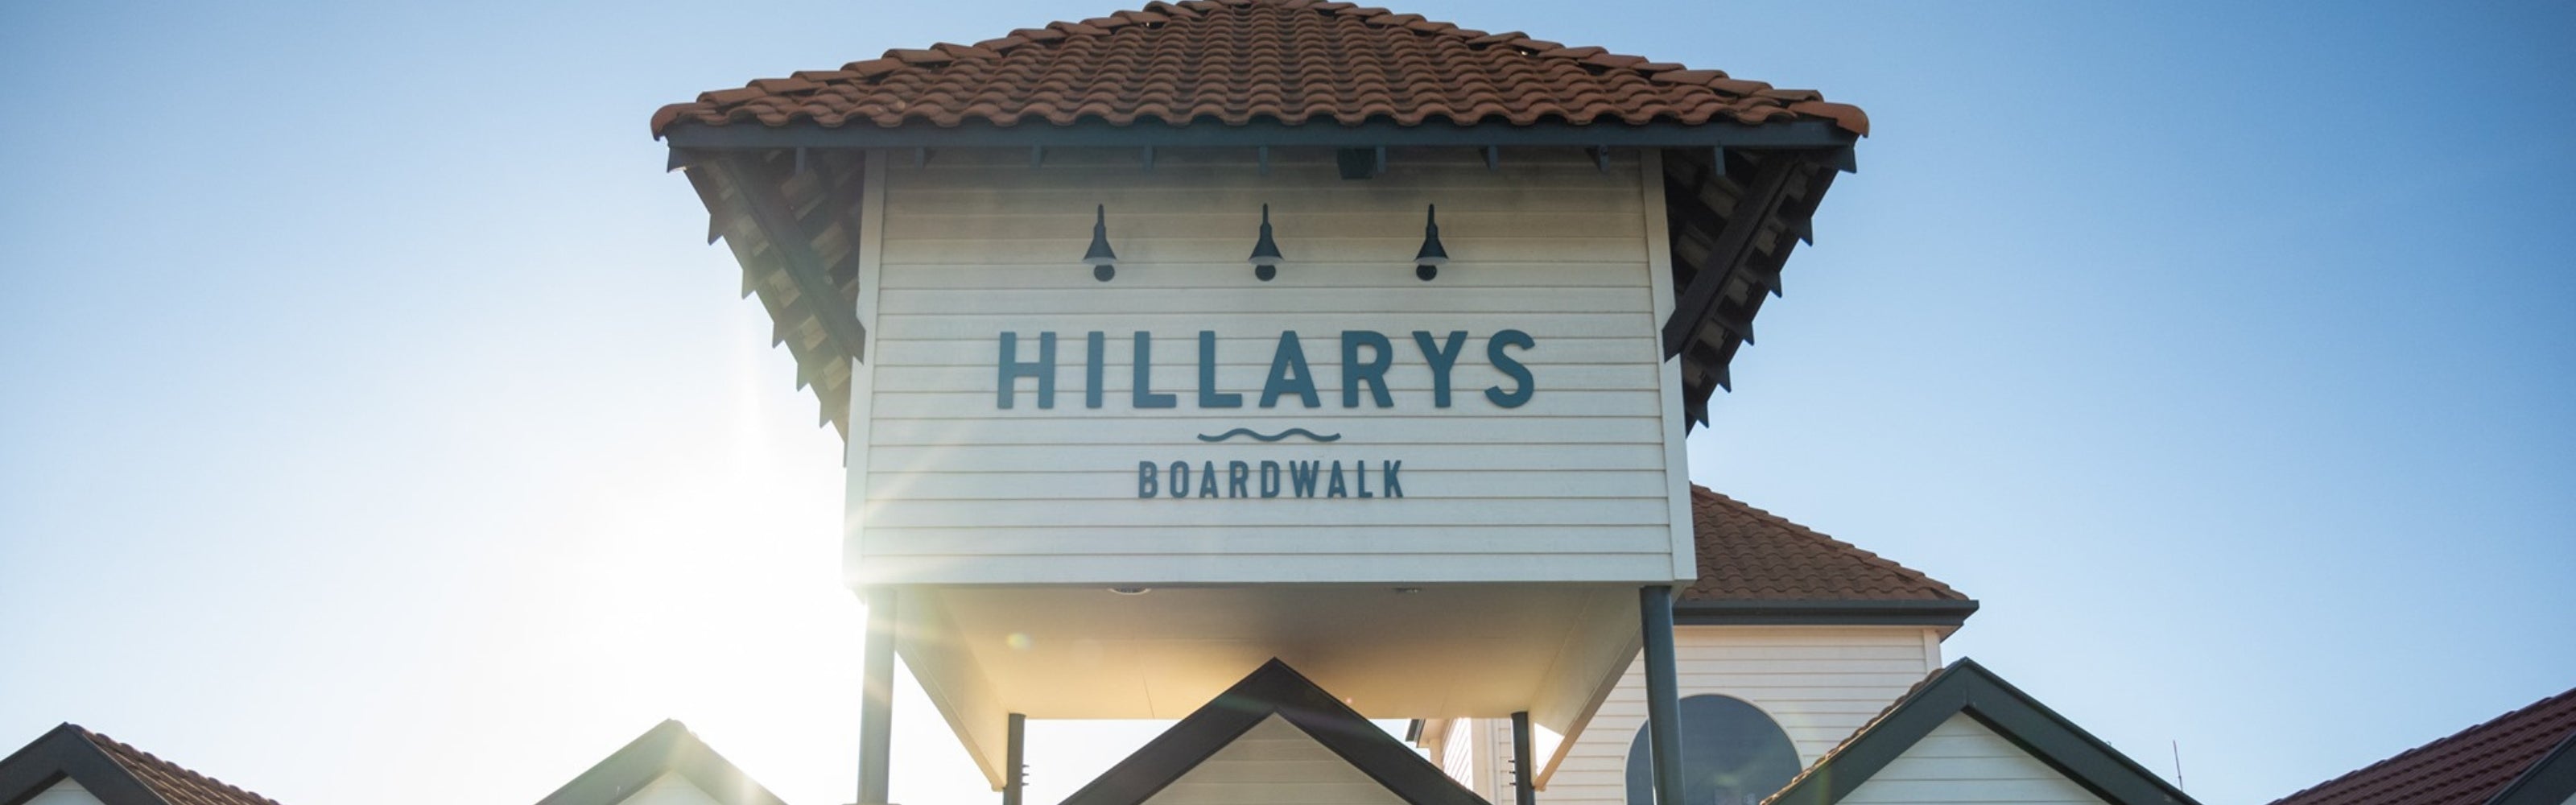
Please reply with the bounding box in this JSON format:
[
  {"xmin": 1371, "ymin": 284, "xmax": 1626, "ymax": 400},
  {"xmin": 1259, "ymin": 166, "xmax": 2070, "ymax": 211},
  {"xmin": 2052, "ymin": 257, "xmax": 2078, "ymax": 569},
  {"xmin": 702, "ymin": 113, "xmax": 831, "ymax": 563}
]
[
  {"xmin": 1765, "ymin": 658, "xmax": 2198, "ymax": 805},
  {"xmin": 1674, "ymin": 598, "xmax": 1979, "ymax": 628},
  {"xmin": 662, "ymin": 118, "xmax": 1858, "ymax": 152},
  {"xmin": 532, "ymin": 720, "xmax": 791, "ymax": 805},
  {"xmin": 2490, "ymin": 727, "xmax": 2576, "ymax": 805},
  {"xmin": 0, "ymin": 724, "xmax": 169, "ymax": 805},
  {"xmin": 1061, "ymin": 658, "xmax": 1490, "ymax": 805}
]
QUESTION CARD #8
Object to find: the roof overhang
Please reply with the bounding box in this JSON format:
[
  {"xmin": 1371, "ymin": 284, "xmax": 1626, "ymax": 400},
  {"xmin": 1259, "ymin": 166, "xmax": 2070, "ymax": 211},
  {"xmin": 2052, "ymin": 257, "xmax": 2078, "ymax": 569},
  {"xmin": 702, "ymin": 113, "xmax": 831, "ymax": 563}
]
[
  {"xmin": 660, "ymin": 118, "xmax": 1858, "ymax": 152},
  {"xmin": 1674, "ymin": 599, "xmax": 1981, "ymax": 629},
  {"xmin": 1766, "ymin": 658, "xmax": 2199, "ymax": 805},
  {"xmin": 0, "ymin": 724, "xmax": 170, "ymax": 805},
  {"xmin": 532, "ymin": 720, "xmax": 791, "ymax": 805}
]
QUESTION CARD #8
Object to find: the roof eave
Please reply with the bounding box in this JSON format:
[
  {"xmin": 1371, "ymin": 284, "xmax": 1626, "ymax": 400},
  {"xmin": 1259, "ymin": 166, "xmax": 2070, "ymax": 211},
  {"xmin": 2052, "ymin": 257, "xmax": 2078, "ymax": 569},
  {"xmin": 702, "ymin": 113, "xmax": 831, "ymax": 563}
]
[
  {"xmin": 1765, "ymin": 658, "xmax": 2199, "ymax": 805},
  {"xmin": 1674, "ymin": 598, "xmax": 1979, "ymax": 628},
  {"xmin": 532, "ymin": 720, "xmax": 791, "ymax": 805},
  {"xmin": 0, "ymin": 724, "xmax": 173, "ymax": 805},
  {"xmin": 661, "ymin": 118, "xmax": 1860, "ymax": 151}
]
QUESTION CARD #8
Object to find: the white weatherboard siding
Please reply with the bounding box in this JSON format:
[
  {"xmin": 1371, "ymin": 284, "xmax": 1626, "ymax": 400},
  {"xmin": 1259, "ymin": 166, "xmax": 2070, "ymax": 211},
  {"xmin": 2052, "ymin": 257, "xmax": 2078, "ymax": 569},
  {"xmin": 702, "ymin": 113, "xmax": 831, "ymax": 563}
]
[
  {"xmin": 1139, "ymin": 716, "xmax": 1410, "ymax": 805},
  {"xmin": 613, "ymin": 772, "xmax": 726, "ymax": 805},
  {"xmin": 1432, "ymin": 716, "xmax": 1502, "ymax": 803},
  {"xmin": 849, "ymin": 146, "xmax": 1690, "ymax": 585},
  {"xmin": 1472, "ymin": 626, "xmax": 1943, "ymax": 803},
  {"xmin": 24, "ymin": 780, "xmax": 102, "ymax": 805},
  {"xmin": 1839, "ymin": 713, "xmax": 2108, "ymax": 805}
]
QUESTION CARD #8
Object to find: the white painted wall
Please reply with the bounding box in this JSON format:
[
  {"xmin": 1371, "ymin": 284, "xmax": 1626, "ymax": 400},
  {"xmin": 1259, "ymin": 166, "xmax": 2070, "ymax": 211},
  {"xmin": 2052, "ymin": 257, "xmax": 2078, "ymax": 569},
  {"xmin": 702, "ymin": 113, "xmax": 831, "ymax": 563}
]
[
  {"xmin": 1839, "ymin": 713, "xmax": 2107, "ymax": 805},
  {"xmin": 23, "ymin": 779, "xmax": 102, "ymax": 805},
  {"xmin": 1450, "ymin": 625, "xmax": 1945, "ymax": 805},
  {"xmin": 612, "ymin": 772, "xmax": 725, "ymax": 805},
  {"xmin": 848, "ymin": 146, "xmax": 1692, "ymax": 586},
  {"xmin": 1141, "ymin": 715, "xmax": 1410, "ymax": 805}
]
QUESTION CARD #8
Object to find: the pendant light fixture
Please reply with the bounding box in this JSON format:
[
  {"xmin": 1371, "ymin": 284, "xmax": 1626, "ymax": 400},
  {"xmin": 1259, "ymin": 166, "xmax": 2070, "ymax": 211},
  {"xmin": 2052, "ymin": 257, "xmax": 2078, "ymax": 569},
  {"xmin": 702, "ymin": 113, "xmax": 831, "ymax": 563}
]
[
  {"xmin": 1413, "ymin": 204, "xmax": 1449, "ymax": 281},
  {"xmin": 1249, "ymin": 204, "xmax": 1285, "ymax": 281},
  {"xmin": 1084, "ymin": 204, "xmax": 1117, "ymax": 281}
]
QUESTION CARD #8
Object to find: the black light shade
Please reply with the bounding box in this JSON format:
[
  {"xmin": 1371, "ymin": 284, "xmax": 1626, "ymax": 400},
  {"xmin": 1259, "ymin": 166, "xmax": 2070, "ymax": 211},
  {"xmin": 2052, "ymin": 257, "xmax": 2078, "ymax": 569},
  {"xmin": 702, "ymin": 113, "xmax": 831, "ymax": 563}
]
[
  {"xmin": 1248, "ymin": 203, "xmax": 1285, "ymax": 281},
  {"xmin": 1084, "ymin": 204, "xmax": 1117, "ymax": 281},
  {"xmin": 1414, "ymin": 204, "xmax": 1448, "ymax": 281}
]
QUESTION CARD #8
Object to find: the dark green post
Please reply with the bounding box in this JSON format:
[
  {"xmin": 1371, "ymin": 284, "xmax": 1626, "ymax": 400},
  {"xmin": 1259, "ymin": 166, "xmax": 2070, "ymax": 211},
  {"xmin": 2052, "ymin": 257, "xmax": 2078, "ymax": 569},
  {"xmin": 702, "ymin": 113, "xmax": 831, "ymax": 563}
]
[
  {"xmin": 1004, "ymin": 712, "xmax": 1026, "ymax": 805},
  {"xmin": 1511, "ymin": 711, "xmax": 1537, "ymax": 805},
  {"xmin": 1641, "ymin": 585, "xmax": 1685, "ymax": 805}
]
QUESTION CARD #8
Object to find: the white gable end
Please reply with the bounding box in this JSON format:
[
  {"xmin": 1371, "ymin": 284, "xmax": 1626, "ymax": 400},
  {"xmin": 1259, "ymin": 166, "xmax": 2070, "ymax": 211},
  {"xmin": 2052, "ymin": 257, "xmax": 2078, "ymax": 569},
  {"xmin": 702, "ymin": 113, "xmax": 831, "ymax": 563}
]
[
  {"xmin": 1839, "ymin": 713, "xmax": 2106, "ymax": 805},
  {"xmin": 1143, "ymin": 715, "xmax": 1411, "ymax": 805},
  {"xmin": 612, "ymin": 772, "xmax": 726, "ymax": 805},
  {"xmin": 23, "ymin": 779, "xmax": 103, "ymax": 805}
]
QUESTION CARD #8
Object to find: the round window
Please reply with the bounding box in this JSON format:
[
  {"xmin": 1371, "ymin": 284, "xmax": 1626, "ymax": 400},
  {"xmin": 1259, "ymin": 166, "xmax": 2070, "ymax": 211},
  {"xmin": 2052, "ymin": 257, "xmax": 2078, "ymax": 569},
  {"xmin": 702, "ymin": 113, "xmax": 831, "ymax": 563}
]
[{"xmin": 1623, "ymin": 695, "xmax": 1801, "ymax": 805}]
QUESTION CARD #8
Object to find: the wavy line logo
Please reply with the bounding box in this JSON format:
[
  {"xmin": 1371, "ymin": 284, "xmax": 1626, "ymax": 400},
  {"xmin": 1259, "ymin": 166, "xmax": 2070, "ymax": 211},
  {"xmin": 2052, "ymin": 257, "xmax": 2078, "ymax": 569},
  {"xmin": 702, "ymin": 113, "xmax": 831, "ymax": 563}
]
[{"xmin": 1196, "ymin": 427, "xmax": 1342, "ymax": 444}]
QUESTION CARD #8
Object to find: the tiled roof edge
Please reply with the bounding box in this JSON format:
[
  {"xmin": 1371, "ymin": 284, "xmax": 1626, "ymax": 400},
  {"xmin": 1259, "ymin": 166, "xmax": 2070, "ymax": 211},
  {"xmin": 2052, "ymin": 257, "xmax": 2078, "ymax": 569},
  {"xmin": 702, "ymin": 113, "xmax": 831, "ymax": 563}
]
[
  {"xmin": 2267, "ymin": 686, "xmax": 2576, "ymax": 805},
  {"xmin": 76, "ymin": 727, "xmax": 285, "ymax": 805},
  {"xmin": 651, "ymin": 0, "xmax": 1868, "ymax": 138},
  {"xmin": 1690, "ymin": 485, "xmax": 1973, "ymax": 602}
]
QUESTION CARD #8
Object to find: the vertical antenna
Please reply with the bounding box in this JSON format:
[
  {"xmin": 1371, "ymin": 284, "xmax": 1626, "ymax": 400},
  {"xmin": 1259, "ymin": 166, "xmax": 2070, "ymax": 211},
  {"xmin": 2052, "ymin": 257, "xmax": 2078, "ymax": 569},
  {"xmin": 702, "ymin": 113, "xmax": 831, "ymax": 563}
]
[{"xmin": 2171, "ymin": 740, "xmax": 2186, "ymax": 791}]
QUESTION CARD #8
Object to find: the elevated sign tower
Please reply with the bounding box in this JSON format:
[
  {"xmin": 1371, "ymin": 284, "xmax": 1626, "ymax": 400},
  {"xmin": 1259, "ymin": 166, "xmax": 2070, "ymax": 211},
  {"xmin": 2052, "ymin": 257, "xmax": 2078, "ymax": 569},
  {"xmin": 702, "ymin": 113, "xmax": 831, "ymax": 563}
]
[{"xmin": 652, "ymin": 2, "xmax": 1863, "ymax": 803}]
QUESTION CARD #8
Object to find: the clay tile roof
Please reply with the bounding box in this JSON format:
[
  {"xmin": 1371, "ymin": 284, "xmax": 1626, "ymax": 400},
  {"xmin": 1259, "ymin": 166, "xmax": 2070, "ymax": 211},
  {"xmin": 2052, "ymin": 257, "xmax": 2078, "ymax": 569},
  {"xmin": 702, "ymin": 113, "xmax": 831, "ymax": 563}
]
[
  {"xmin": 23, "ymin": 724, "xmax": 288, "ymax": 805},
  {"xmin": 651, "ymin": 0, "xmax": 1864, "ymax": 137},
  {"xmin": 1684, "ymin": 486, "xmax": 1969, "ymax": 603},
  {"xmin": 2268, "ymin": 687, "xmax": 2576, "ymax": 805}
]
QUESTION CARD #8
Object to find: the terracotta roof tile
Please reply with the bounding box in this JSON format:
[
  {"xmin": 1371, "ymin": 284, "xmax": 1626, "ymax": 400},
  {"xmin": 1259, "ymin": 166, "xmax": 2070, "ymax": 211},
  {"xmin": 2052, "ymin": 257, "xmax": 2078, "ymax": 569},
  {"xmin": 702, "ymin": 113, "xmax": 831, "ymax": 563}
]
[
  {"xmin": 2268, "ymin": 686, "xmax": 2576, "ymax": 805},
  {"xmin": 652, "ymin": 0, "xmax": 1865, "ymax": 137},
  {"xmin": 1684, "ymin": 486, "xmax": 1968, "ymax": 602},
  {"xmin": 75, "ymin": 726, "xmax": 286, "ymax": 805}
]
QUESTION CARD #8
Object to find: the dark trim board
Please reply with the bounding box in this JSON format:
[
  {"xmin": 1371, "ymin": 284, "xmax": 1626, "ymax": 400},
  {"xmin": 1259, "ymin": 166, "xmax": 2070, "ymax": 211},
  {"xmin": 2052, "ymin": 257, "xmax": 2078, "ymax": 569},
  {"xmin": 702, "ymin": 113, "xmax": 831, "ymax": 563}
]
[
  {"xmin": 1059, "ymin": 658, "xmax": 1490, "ymax": 805},
  {"xmin": 533, "ymin": 720, "xmax": 791, "ymax": 805},
  {"xmin": 2492, "ymin": 728, "xmax": 2576, "ymax": 805},
  {"xmin": 663, "ymin": 119, "xmax": 1858, "ymax": 151},
  {"xmin": 1674, "ymin": 599, "xmax": 1979, "ymax": 628},
  {"xmin": 1765, "ymin": 658, "xmax": 2198, "ymax": 805},
  {"xmin": 0, "ymin": 724, "xmax": 169, "ymax": 805}
]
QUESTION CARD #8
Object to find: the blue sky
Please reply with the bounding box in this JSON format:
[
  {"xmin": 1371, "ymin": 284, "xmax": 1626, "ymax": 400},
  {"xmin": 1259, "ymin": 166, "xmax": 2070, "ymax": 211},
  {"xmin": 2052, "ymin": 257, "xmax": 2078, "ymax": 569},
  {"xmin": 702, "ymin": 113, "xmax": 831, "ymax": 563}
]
[{"xmin": 2, "ymin": 2, "xmax": 2570, "ymax": 805}]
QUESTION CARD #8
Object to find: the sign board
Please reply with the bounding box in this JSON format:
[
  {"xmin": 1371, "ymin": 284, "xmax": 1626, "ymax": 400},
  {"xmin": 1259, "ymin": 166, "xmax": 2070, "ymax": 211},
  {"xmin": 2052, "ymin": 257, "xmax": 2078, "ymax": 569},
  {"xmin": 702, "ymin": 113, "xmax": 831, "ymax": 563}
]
[{"xmin": 844, "ymin": 147, "xmax": 1695, "ymax": 586}]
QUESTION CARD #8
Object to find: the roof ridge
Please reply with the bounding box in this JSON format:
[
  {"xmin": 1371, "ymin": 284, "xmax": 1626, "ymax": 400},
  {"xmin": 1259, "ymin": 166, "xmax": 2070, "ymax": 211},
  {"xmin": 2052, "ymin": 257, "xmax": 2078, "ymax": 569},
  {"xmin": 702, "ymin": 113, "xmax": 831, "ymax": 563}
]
[
  {"xmin": 72, "ymin": 725, "xmax": 287, "ymax": 805},
  {"xmin": 2267, "ymin": 685, "xmax": 2576, "ymax": 805},
  {"xmin": 654, "ymin": 0, "xmax": 1869, "ymax": 137}
]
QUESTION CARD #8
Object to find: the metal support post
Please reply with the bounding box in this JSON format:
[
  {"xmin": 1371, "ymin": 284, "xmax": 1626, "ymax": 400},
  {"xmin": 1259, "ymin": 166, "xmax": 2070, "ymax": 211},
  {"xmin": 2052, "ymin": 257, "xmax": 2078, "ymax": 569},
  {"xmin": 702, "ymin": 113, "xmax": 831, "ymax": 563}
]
[
  {"xmin": 859, "ymin": 588, "xmax": 898, "ymax": 805},
  {"xmin": 1640, "ymin": 585, "xmax": 1685, "ymax": 805},
  {"xmin": 1004, "ymin": 713, "xmax": 1026, "ymax": 805},
  {"xmin": 1510, "ymin": 711, "xmax": 1538, "ymax": 805}
]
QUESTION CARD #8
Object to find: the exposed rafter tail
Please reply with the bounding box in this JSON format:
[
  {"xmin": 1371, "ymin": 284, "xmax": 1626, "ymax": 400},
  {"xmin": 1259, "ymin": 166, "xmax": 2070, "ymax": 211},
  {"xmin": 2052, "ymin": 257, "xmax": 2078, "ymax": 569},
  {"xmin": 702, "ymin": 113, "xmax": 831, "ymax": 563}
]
[
  {"xmin": 1716, "ymin": 312, "xmax": 1754, "ymax": 345},
  {"xmin": 1740, "ymin": 265, "xmax": 1782, "ymax": 298},
  {"xmin": 795, "ymin": 340, "xmax": 822, "ymax": 390},
  {"xmin": 717, "ymin": 153, "xmax": 869, "ymax": 363}
]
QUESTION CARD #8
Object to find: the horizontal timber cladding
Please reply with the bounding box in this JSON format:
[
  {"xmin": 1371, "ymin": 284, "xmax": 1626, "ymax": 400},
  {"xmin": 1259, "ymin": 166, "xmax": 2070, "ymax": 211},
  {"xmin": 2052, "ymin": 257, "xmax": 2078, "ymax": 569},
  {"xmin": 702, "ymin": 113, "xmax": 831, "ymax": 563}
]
[
  {"xmin": 1509, "ymin": 627, "xmax": 1942, "ymax": 801},
  {"xmin": 849, "ymin": 146, "xmax": 1694, "ymax": 585}
]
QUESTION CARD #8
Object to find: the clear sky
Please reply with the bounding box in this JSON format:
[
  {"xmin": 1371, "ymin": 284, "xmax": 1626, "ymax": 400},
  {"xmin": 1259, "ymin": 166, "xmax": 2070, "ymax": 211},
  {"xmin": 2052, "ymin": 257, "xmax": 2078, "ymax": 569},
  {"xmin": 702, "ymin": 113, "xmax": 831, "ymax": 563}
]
[{"xmin": 2, "ymin": 2, "xmax": 2570, "ymax": 805}]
